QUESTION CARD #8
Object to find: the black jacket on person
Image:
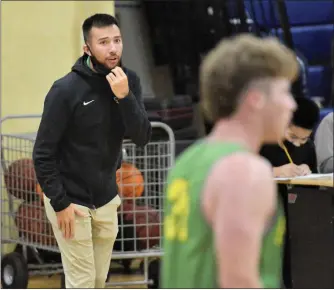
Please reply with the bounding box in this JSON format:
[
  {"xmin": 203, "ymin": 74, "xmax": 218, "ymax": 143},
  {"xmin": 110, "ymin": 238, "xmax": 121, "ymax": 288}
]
[
  {"xmin": 260, "ymin": 140, "xmax": 318, "ymax": 173},
  {"xmin": 260, "ymin": 139, "xmax": 318, "ymax": 209},
  {"xmin": 33, "ymin": 54, "xmax": 151, "ymax": 212}
]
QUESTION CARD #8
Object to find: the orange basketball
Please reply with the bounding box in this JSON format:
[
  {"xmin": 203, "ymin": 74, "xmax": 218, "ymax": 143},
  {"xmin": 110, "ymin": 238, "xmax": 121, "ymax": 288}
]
[
  {"xmin": 121, "ymin": 202, "xmax": 161, "ymax": 249},
  {"xmin": 15, "ymin": 201, "xmax": 57, "ymax": 246},
  {"xmin": 4, "ymin": 158, "xmax": 37, "ymax": 201},
  {"xmin": 116, "ymin": 162, "xmax": 144, "ymax": 198}
]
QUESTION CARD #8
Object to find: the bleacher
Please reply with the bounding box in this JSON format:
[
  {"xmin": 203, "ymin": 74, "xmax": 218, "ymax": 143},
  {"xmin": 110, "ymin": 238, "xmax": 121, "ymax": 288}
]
[{"xmin": 244, "ymin": 0, "xmax": 333, "ymax": 121}]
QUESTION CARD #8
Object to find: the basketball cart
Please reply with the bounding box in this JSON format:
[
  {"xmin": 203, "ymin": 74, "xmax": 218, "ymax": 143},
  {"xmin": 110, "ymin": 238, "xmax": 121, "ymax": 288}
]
[{"xmin": 0, "ymin": 114, "xmax": 175, "ymax": 289}]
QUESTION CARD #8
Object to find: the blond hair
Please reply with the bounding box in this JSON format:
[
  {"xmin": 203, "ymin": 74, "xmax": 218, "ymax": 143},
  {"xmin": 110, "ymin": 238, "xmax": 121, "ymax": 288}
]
[{"xmin": 200, "ymin": 34, "xmax": 299, "ymax": 122}]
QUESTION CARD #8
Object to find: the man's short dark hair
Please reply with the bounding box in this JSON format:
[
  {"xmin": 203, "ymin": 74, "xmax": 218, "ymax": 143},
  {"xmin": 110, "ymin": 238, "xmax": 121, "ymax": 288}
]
[
  {"xmin": 292, "ymin": 97, "xmax": 320, "ymax": 129},
  {"xmin": 82, "ymin": 14, "xmax": 119, "ymax": 43}
]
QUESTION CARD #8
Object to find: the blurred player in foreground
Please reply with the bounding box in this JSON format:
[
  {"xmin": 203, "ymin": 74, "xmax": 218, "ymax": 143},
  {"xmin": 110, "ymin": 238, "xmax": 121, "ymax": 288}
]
[{"xmin": 162, "ymin": 34, "xmax": 298, "ymax": 288}]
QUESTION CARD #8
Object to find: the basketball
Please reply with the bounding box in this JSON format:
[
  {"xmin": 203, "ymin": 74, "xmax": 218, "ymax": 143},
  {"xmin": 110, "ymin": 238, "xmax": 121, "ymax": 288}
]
[
  {"xmin": 15, "ymin": 200, "xmax": 57, "ymax": 246},
  {"xmin": 4, "ymin": 158, "xmax": 38, "ymax": 201},
  {"xmin": 116, "ymin": 162, "xmax": 145, "ymax": 199},
  {"xmin": 121, "ymin": 202, "xmax": 161, "ymax": 250}
]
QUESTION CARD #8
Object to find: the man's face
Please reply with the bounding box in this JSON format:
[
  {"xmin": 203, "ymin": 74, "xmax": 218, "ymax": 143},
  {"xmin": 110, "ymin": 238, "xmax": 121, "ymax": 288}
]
[
  {"xmin": 84, "ymin": 24, "xmax": 123, "ymax": 69},
  {"xmin": 285, "ymin": 124, "xmax": 312, "ymax": 147},
  {"xmin": 261, "ymin": 78, "xmax": 297, "ymax": 143}
]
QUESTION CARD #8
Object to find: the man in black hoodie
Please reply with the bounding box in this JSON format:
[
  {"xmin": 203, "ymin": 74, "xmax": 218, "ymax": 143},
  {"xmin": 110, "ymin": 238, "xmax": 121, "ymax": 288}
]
[{"xmin": 33, "ymin": 14, "xmax": 151, "ymax": 288}]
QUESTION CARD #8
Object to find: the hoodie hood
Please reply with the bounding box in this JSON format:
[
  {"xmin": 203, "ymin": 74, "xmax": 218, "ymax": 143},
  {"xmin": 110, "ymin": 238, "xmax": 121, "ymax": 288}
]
[
  {"xmin": 71, "ymin": 54, "xmax": 100, "ymax": 78},
  {"xmin": 72, "ymin": 54, "xmax": 117, "ymax": 78},
  {"xmin": 72, "ymin": 54, "xmax": 126, "ymax": 79}
]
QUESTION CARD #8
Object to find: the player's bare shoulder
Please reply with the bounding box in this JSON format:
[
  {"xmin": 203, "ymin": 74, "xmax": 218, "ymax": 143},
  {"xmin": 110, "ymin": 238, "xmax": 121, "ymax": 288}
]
[
  {"xmin": 202, "ymin": 151, "xmax": 276, "ymax": 224},
  {"xmin": 206, "ymin": 151, "xmax": 274, "ymax": 191}
]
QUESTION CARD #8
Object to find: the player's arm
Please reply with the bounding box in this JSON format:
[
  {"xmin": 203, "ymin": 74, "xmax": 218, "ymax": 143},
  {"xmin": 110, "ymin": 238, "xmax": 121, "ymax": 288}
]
[{"xmin": 202, "ymin": 153, "xmax": 276, "ymax": 288}]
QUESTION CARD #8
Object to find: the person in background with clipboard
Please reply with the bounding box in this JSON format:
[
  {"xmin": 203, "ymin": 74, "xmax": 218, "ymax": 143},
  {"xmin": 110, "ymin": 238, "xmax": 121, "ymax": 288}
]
[
  {"xmin": 261, "ymin": 97, "xmax": 320, "ymax": 178},
  {"xmin": 260, "ymin": 97, "xmax": 320, "ymax": 289}
]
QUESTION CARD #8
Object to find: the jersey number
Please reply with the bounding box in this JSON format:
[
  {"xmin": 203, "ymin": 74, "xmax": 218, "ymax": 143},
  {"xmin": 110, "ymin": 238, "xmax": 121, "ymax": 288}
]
[
  {"xmin": 274, "ymin": 216, "xmax": 286, "ymax": 246},
  {"xmin": 164, "ymin": 178, "xmax": 189, "ymax": 242}
]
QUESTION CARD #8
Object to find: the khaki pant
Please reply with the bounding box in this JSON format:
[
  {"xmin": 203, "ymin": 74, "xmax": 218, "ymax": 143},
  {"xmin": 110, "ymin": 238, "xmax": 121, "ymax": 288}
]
[{"xmin": 44, "ymin": 195, "xmax": 121, "ymax": 288}]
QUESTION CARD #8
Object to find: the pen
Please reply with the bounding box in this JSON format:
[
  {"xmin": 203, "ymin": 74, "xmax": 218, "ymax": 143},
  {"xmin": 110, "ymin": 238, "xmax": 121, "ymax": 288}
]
[{"xmin": 279, "ymin": 142, "xmax": 294, "ymax": 164}]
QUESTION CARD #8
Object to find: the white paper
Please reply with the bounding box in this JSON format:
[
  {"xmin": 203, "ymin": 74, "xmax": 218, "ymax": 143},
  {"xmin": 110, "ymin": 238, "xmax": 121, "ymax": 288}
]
[{"xmin": 274, "ymin": 173, "xmax": 333, "ymax": 181}]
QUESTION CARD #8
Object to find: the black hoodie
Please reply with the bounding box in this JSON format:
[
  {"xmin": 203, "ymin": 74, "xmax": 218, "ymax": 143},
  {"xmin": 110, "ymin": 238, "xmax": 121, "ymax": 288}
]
[{"xmin": 33, "ymin": 55, "xmax": 151, "ymax": 212}]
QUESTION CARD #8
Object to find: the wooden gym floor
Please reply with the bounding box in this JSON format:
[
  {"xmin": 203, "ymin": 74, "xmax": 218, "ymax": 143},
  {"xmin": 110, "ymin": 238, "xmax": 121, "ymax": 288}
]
[
  {"xmin": 28, "ymin": 274, "xmax": 146, "ymax": 289},
  {"xmin": 27, "ymin": 260, "xmax": 147, "ymax": 288}
]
